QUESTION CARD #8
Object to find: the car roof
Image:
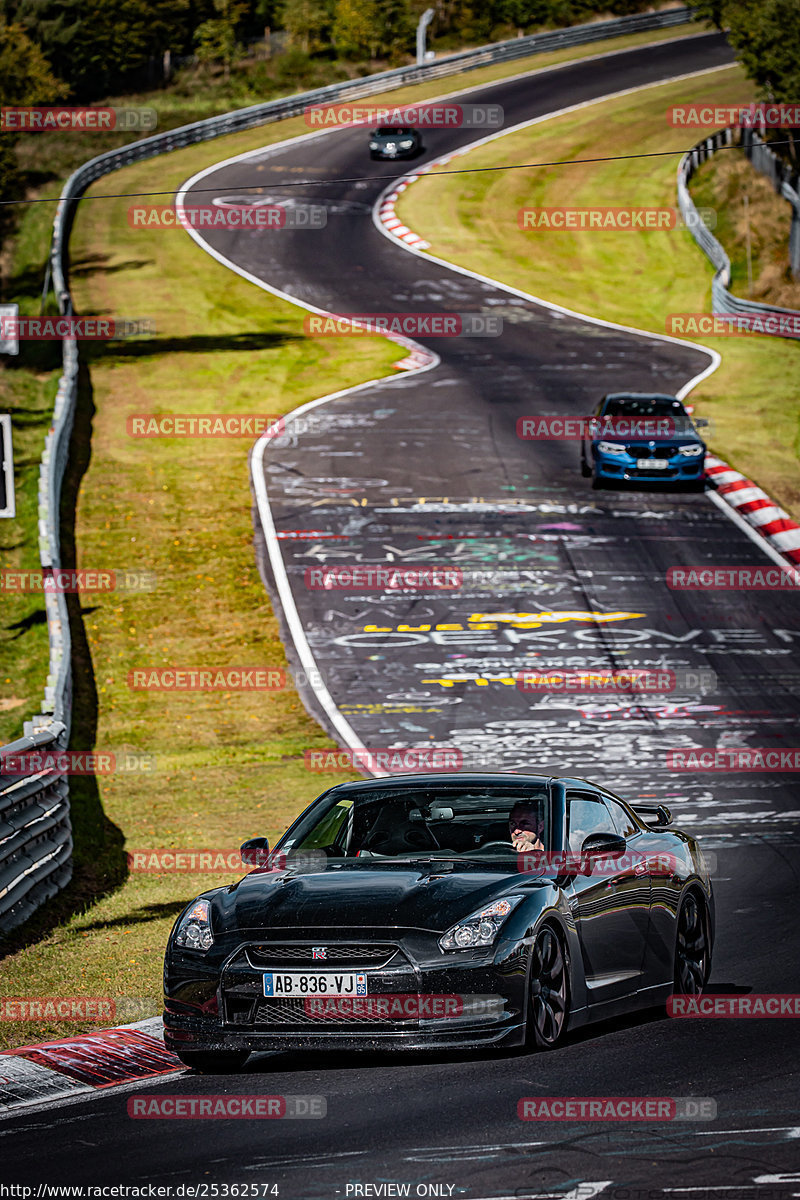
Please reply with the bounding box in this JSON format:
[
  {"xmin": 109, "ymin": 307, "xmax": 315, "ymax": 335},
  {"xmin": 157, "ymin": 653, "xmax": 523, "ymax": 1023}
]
[
  {"xmin": 601, "ymin": 391, "xmax": 682, "ymax": 403},
  {"xmin": 326, "ymin": 772, "xmax": 551, "ymax": 792},
  {"xmin": 322, "ymin": 773, "xmax": 614, "ymax": 793}
]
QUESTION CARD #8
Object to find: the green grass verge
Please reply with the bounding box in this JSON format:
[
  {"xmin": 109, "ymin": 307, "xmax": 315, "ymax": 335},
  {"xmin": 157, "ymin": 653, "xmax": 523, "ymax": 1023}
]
[{"xmin": 398, "ymin": 65, "xmax": 800, "ymax": 519}]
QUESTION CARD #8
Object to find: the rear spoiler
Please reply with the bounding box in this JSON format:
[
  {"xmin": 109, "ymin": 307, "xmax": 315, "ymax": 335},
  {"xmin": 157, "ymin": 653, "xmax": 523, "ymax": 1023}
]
[{"xmin": 633, "ymin": 804, "xmax": 672, "ymax": 827}]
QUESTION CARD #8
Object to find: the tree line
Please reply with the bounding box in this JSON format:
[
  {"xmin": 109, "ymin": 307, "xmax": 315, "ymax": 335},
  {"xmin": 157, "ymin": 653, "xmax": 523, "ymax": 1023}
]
[{"xmin": 0, "ymin": 0, "xmax": 716, "ymax": 103}]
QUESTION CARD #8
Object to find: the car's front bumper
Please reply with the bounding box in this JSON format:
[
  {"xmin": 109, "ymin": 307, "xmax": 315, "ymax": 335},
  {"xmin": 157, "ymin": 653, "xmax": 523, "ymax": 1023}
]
[
  {"xmin": 164, "ymin": 934, "xmax": 529, "ymax": 1053},
  {"xmin": 594, "ymin": 452, "xmax": 705, "ymax": 482},
  {"xmin": 372, "ymin": 148, "xmax": 417, "ymax": 159}
]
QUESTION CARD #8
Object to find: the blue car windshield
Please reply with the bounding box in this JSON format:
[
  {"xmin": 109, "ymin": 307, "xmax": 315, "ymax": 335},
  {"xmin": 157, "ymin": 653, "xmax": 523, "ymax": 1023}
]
[{"xmin": 602, "ymin": 397, "xmax": 684, "ymax": 417}]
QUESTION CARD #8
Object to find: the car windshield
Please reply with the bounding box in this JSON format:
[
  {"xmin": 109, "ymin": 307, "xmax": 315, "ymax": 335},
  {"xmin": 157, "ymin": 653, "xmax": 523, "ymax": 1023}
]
[
  {"xmin": 599, "ymin": 396, "xmax": 694, "ymax": 435},
  {"xmin": 602, "ymin": 395, "xmax": 684, "ymax": 416},
  {"xmin": 280, "ymin": 784, "xmax": 550, "ymax": 865},
  {"xmin": 376, "ymin": 127, "xmax": 412, "ymax": 136}
]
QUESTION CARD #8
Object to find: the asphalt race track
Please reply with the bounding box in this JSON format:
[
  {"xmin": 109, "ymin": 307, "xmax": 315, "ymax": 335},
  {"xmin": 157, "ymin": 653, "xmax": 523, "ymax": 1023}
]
[{"xmin": 5, "ymin": 29, "xmax": 800, "ymax": 1197}]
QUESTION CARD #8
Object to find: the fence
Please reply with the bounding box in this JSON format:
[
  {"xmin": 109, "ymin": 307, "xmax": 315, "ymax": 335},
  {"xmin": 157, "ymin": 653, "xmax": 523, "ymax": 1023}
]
[
  {"xmin": 0, "ymin": 4, "xmax": 696, "ymax": 934},
  {"xmin": 678, "ymin": 127, "xmax": 800, "ymax": 322}
]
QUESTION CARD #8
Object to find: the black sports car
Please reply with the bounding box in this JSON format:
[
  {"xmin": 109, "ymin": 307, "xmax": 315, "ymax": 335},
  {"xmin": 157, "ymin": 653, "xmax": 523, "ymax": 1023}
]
[
  {"xmin": 369, "ymin": 125, "xmax": 423, "ymax": 160},
  {"xmin": 163, "ymin": 773, "xmax": 713, "ymax": 1071}
]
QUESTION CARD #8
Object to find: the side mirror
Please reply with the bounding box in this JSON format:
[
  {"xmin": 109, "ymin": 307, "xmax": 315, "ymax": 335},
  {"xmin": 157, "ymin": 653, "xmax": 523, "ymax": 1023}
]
[
  {"xmin": 240, "ymin": 836, "xmax": 270, "ymax": 866},
  {"xmin": 581, "ymin": 832, "xmax": 626, "ymax": 859}
]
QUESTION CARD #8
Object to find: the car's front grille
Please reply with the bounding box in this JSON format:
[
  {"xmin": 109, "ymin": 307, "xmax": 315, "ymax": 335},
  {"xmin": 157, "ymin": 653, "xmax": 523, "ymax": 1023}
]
[
  {"xmin": 251, "ymin": 998, "xmax": 418, "ymax": 1028},
  {"xmin": 245, "ymin": 943, "xmax": 397, "ymax": 969},
  {"xmin": 221, "ymin": 941, "xmax": 418, "ymax": 1029},
  {"xmin": 626, "ymin": 444, "xmax": 681, "ymax": 459}
]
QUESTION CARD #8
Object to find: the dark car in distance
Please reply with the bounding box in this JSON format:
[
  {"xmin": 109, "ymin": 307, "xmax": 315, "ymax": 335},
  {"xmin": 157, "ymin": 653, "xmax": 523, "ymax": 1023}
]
[
  {"xmin": 369, "ymin": 126, "xmax": 423, "ymax": 160},
  {"xmin": 163, "ymin": 773, "xmax": 714, "ymax": 1072},
  {"xmin": 581, "ymin": 392, "xmax": 708, "ymax": 489}
]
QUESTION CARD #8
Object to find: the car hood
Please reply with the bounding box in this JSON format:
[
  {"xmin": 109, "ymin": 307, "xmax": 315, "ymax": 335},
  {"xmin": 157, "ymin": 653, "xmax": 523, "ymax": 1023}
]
[
  {"xmin": 213, "ymin": 863, "xmax": 543, "ymax": 934},
  {"xmin": 592, "ymin": 432, "xmax": 703, "ymax": 448}
]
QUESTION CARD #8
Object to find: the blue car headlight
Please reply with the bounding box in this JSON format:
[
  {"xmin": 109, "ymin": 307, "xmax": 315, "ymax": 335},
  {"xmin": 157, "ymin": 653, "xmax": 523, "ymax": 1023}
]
[
  {"xmin": 439, "ymin": 897, "xmax": 524, "ymax": 951},
  {"xmin": 678, "ymin": 444, "xmax": 704, "ymax": 457},
  {"xmin": 597, "ymin": 441, "xmax": 627, "ymax": 455},
  {"xmin": 173, "ymin": 899, "xmax": 214, "ymax": 952}
]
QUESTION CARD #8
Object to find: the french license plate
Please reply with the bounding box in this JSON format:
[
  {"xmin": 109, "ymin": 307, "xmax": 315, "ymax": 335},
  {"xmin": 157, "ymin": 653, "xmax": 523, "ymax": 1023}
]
[
  {"xmin": 263, "ymin": 971, "xmax": 367, "ymax": 997},
  {"xmin": 637, "ymin": 458, "xmax": 668, "ymax": 469}
]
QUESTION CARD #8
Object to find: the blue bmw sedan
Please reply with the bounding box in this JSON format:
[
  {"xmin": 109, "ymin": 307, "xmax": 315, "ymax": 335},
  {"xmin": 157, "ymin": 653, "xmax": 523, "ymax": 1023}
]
[{"xmin": 581, "ymin": 392, "xmax": 707, "ymax": 490}]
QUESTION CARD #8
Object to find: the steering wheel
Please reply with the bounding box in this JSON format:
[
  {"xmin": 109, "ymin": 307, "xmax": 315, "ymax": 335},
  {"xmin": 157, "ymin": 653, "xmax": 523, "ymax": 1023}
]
[
  {"xmin": 403, "ymin": 827, "xmax": 441, "ymax": 850},
  {"xmin": 471, "ymin": 840, "xmax": 516, "ymax": 855}
]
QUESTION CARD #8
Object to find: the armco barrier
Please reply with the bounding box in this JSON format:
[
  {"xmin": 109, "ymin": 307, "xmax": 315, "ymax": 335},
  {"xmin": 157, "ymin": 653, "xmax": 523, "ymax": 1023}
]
[
  {"xmin": 678, "ymin": 127, "xmax": 800, "ymax": 323},
  {"xmin": 0, "ymin": 5, "xmax": 695, "ymax": 934}
]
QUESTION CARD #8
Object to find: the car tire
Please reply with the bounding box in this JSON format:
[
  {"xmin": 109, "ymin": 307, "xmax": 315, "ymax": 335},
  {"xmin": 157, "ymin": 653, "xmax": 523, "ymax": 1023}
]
[
  {"xmin": 527, "ymin": 924, "xmax": 569, "ymax": 1051},
  {"xmin": 672, "ymin": 891, "xmax": 711, "ymax": 995},
  {"xmin": 580, "ymin": 452, "xmax": 592, "ymax": 478},
  {"xmin": 591, "ymin": 473, "xmax": 606, "ymax": 490},
  {"xmin": 175, "ymin": 1049, "xmax": 250, "ymax": 1073}
]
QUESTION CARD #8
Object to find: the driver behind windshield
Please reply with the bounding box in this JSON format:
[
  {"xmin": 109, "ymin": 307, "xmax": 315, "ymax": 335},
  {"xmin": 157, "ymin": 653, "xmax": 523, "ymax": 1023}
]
[{"xmin": 508, "ymin": 800, "xmax": 545, "ymax": 852}]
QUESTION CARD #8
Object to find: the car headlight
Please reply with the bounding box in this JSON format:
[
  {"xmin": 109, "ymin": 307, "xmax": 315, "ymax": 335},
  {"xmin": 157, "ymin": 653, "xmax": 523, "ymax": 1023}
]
[
  {"xmin": 597, "ymin": 441, "xmax": 627, "ymax": 455},
  {"xmin": 399, "ymin": 139, "xmax": 414, "ymax": 148},
  {"xmin": 678, "ymin": 444, "xmax": 704, "ymax": 456},
  {"xmin": 439, "ymin": 897, "xmax": 523, "ymax": 951},
  {"xmin": 173, "ymin": 899, "xmax": 214, "ymax": 951},
  {"xmin": 369, "ymin": 141, "xmax": 379, "ymax": 149}
]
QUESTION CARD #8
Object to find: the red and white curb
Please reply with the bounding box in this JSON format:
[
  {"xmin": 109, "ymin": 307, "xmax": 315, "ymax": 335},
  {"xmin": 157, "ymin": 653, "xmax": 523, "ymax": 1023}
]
[
  {"xmin": 377, "ymin": 177, "xmax": 430, "ymax": 250},
  {"xmin": 391, "ymin": 344, "xmax": 437, "ymax": 370},
  {"xmin": 0, "ymin": 1018, "xmax": 179, "ymax": 1113},
  {"xmin": 705, "ymin": 454, "xmax": 800, "ymax": 566}
]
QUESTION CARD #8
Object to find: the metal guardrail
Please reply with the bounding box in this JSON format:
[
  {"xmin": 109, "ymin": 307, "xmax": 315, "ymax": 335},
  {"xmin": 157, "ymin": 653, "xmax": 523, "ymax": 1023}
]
[
  {"xmin": 0, "ymin": 4, "xmax": 696, "ymax": 935},
  {"xmin": 678, "ymin": 127, "xmax": 800, "ymax": 320},
  {"xmin": 740, "ymin": 127, "xmax": 800, "ymax": 279}
]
